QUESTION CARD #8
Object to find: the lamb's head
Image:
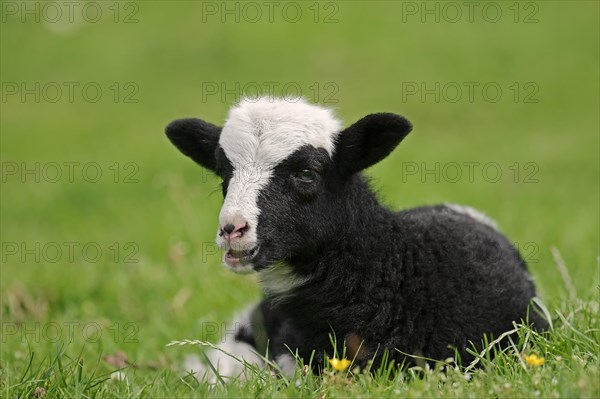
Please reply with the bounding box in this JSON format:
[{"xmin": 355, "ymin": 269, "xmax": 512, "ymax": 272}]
[{"xmin": 166, "ymin": 98, "xmax": 412, "ymax": 275}]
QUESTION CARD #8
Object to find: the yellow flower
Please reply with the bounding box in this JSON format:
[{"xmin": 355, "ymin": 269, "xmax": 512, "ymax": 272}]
[
  {"xmin": 328, "ymin": 357, "xmax": 351, "ymax": 371},
  {"xmin": 524, "ymin": 353, "xmax": 545, "ymax": 367}
]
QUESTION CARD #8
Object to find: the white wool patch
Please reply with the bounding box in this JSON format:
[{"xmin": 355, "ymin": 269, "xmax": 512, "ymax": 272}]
[
  {"xmin": 259, "ymin": 262, "xmax": 311, "ymax": 300},
  {"xmin": 184, "ymin": 305, "xmax": 264, "ymax": 383},
  {"xmin": 275, "ymin": 353, "xmax": 298, "ymax": 377},
  {"xmin": 445, "ymin": 203, "xmax": 499, "ymax": 230},
  {"xmin": 216, "ymin": 97, "xmax": 343, "ymax": 262}
]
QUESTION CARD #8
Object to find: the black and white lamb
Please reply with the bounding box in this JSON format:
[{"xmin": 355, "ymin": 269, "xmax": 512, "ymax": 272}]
[{"xmin": 165, "ymin": 97, "xmax": 546, "ymax": 380}]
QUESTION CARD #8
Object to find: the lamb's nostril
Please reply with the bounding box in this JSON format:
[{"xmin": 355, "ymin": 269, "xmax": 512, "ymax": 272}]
[
  {"xmin": 220, "ymin": 221, "xmax": 249, "ymax": 240},
  {"xmin": 223, "ymin": 224, "xmax": 235, "ymax": 234},
  {"xmin": 234, "ymin": 223, "xmax": 249, "ymax": 237}
]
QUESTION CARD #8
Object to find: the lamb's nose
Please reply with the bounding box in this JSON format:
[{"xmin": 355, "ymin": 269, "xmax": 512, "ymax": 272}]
[
  {"xmin": 223, "ymin": 224, "xmax": 235, "ymax": 234},
  {"xmin": 219, "ymin": 222, "xmax": 248, "ymax": 241}
]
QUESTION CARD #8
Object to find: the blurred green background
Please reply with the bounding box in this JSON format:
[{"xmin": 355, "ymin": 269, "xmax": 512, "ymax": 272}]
[{"xmin": 1, "ymin": 0, "xmax": 598, "ymax": 380}]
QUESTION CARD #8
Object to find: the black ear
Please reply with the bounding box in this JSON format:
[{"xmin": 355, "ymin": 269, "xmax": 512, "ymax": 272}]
[
  {"xmin": 333, "ymin": 113, "xmax": 413, "ymax": 175},
  {"xmin": 165, "ymin": 118, "xmax": 222, "ymax": 172}
]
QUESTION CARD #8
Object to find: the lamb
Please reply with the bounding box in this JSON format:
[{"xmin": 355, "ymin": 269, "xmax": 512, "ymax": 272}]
[{"xmin": 166, "ymin": 97, "xmax": 546, "ymax": 381}]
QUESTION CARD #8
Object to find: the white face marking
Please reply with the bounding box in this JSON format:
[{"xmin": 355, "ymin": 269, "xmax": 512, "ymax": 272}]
[
  {"xmin": 216, "ymin": 97, "xmax": 342, "ymax": 270},
  {"xmin": 444, "ymin": 203, "xmax": 499, "ymax": 230}
]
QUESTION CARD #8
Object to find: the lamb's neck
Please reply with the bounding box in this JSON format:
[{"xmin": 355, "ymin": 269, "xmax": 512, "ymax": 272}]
[{"xmin": 276, "ymin": 178, "xmax": 394, "ymax": 329}]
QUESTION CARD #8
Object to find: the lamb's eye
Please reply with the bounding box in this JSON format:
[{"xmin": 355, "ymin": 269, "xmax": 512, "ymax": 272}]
[{"xmin": 292, "ymin": 169, "xmax": 316, "ymax": 182}]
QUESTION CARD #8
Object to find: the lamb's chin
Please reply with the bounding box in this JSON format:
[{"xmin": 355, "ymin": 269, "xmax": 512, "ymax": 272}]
[{"xmin": 224, "ymin": 263, "xmax": 256, "ymax": 274}]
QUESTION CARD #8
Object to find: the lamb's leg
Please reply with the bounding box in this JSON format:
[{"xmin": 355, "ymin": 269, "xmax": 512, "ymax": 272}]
[
  {"xmin": 259, "ymin": 300, "xmax": 305, "ymax": 377},
  {"xmin": 183, "ymin": 303, "xmax": 267, "ymax": 383}
]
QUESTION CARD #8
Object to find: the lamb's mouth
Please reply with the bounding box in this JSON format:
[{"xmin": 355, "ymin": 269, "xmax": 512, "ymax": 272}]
[{"xmin": 224, "ymin": 246, "xmax": 260, "ymax": 268}]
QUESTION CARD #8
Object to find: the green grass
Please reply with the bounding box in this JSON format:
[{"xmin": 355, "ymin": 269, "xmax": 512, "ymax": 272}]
[
  {"xmin": 2, "ymin": 299, "xmax": 599, "ymax": 398},
  {"xmin": 1, "ymin": 1, "xmax": 598, "ymax": 398}
]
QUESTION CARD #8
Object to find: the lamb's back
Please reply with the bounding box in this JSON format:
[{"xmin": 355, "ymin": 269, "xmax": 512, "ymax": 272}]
[{"xmin": 383, "ymin": 204, "xmax": 541, "ymax": 362}]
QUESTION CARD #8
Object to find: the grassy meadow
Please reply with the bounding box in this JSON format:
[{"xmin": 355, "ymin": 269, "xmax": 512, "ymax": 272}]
[{"xmin": 1, "ymin": 1, "xmax": 598, "ymax": 397}]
